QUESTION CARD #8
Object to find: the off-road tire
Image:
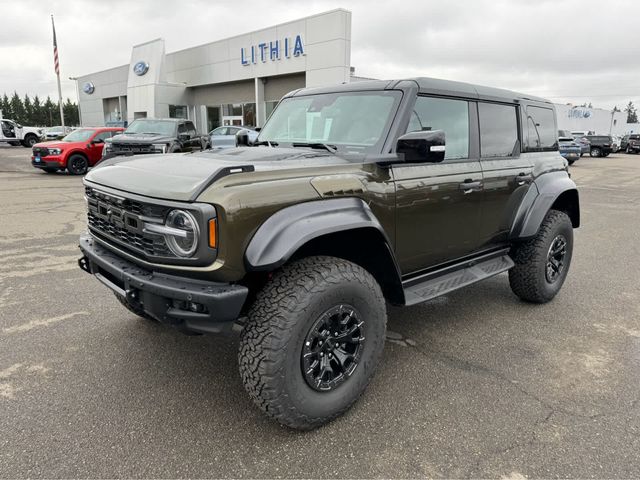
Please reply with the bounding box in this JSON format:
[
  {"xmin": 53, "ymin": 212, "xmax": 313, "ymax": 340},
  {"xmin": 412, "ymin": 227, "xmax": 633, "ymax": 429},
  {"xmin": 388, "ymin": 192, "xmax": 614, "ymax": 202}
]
[
  {"xmin": 22, "ymin": 134, "xmax": 38, "ymax": 148},
  {"xmin": 590, "ymin": 147, "xmax": 601, "ymax": 157},
  {"xmin": 67, "ymin": 154, "xmax": 88, "ymax": 175},
  {"xmin": 239, "ymin": 256, "xmax": 387, "ymax": 430},
  {"xmin": 113, "ymin": 292, "xmax": 155, "ymax": 321},
  {"xmin": 509, "ymin": 210, "xmax": 573, "ymax": 303}
]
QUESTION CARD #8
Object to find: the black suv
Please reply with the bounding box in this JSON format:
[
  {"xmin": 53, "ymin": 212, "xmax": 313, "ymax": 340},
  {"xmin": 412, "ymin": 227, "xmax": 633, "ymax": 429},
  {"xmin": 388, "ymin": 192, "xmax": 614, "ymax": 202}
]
[
  {"xmin": 585, "ymin": 135, "xmax": 613, "ymax": 157},
  {"xmin": 78, "ymin": 77, "xmax": 579, "ymax": 430},
  {"xmin": 102, "ymin": 118, "xmax": 208, "ymax": 160}
]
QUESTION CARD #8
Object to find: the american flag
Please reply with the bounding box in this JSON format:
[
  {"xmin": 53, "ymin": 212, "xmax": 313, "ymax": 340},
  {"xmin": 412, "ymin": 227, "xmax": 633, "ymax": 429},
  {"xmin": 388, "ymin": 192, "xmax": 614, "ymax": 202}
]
[{"xmin": 51, "ymin": 15, "xmax": 59, "ymax": 75}]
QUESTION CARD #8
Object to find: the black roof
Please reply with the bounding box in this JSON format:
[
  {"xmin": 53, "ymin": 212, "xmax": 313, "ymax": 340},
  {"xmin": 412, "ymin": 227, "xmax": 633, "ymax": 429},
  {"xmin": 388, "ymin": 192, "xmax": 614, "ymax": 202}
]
[{"xmin": 287, "ymin": 77, "xmax": 552, "ymax": 105}]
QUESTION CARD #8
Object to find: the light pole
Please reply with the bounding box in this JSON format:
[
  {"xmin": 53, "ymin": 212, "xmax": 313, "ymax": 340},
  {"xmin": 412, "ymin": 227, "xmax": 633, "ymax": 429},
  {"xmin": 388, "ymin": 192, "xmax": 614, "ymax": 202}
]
[{"xmin": 69, "ymin": 76, "xmax": 82, "ymax": 127}]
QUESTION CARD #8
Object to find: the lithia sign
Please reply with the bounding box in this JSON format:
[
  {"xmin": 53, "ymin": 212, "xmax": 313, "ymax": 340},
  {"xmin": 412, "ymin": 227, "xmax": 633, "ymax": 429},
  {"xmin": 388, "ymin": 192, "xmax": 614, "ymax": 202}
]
[{"xmin": 241, "ymin": 35, "xmax": 305, "ymax": 66}]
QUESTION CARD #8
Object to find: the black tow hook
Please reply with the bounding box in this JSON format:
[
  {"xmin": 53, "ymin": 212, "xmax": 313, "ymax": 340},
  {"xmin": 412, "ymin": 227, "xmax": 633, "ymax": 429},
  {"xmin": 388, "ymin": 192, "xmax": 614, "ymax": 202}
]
[{"xmin": 78, "ymin": 256, "xmax": 91, "ymax": 274}]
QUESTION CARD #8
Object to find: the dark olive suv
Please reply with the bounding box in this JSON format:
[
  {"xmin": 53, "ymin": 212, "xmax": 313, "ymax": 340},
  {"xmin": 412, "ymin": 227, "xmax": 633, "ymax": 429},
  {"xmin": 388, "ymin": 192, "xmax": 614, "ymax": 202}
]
[{"xmin": 78, "ymin": 77, "xmax": 579, "ymax": 430}]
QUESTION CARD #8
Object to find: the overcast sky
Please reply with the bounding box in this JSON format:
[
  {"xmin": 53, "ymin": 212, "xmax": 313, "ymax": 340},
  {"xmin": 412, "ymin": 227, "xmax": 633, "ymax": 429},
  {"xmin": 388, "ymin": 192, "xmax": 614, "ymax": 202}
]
[{"xmin": 1, "ymin": 0, "xmax": 638, "ymax": 110}]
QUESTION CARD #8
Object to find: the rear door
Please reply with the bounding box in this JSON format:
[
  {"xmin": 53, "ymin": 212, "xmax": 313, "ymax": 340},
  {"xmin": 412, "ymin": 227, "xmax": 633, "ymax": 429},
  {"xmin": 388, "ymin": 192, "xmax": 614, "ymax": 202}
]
[
  {"xmin": 476, "ymin": 102, "xmax": 534, "ymax": 245},
  {"xmin": 393, "ymin": 95, "xmax": 485, "ymax": 273}
]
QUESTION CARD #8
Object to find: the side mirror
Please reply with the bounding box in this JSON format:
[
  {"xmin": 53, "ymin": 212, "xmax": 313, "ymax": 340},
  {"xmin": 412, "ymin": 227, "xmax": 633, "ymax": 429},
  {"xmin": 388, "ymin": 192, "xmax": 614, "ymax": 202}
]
[
  {"xmin": 254, "ymin": 127, "xmax": 261, "ymax": 132},
  {"xmin": 236, "ymin": 129, "xmax": 252, "ymax": 147},
  {"xmin": 396, "ymin": 130, "xmax": 446, "ymax": 163},
  {"xmin": 92, "ymin": 138, "xmax": 104, "ymax": 144},
  {"xmin": 178, "ymin": 133, "xmax": 191, "ymax": 142}
]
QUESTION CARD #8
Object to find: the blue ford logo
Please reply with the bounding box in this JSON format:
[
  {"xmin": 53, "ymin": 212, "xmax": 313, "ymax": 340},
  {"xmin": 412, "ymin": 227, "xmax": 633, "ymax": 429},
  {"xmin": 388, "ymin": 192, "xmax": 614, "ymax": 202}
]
[
  {"xmin": 133, "ymin": 61, "xmax": 149, "ymax": 76},
  {"xmin": 82, "ymin": 82, "xmax": 95, "ymax": 94}
]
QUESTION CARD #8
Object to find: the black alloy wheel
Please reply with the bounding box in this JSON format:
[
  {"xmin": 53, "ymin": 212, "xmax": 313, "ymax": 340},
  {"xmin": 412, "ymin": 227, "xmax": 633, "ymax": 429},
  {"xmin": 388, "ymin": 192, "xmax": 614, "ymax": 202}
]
[
  {"xmin": 67, "ymin": 154, "xmax": 88, "ymax": 175},
  {"xmin": 545, "ymin": 235, "xmax": 567, "ymax": 284},
  {"xmin": 301, "ymin": 304, "xmax": 365, "ymax": 392}
]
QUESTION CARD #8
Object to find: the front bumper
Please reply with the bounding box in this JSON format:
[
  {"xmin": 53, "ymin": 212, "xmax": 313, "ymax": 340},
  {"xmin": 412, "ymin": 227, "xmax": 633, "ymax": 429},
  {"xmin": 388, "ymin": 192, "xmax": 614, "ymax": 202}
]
[
  {"xmin": 78, "ymin": 233, "xmax": 248, "ymax": 334},
  {"xmin": 560, "ymin": 151, "xmax": 580, "ymax": 160},
  {"xmin": 31, "ymin": 155, "xmax": 63, "ymax": 169}
]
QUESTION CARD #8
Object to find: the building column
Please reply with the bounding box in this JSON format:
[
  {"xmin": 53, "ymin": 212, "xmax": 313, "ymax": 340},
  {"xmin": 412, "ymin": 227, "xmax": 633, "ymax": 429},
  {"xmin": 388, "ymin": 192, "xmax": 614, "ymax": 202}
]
[{"xmin": 255, "ymin": 77, "xmax": 266, "ymax": 128}]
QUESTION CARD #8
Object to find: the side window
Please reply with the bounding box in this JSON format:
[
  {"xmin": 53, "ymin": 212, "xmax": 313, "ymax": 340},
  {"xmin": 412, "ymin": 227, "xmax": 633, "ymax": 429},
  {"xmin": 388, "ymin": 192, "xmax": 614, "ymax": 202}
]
[
  {"xmin": 407, "ymin": 96, "xmax": 469, "ymax": 160},
  {"xmin": 93, "ymin": 132, "xmax": 111, "ymax": 142},
  {"xmin": 478, "ymin": 103, "xmax": 519, "ymax": 158},
  {"xmin": 212, "ymin": 127, "xmax": 227, "ymax": 136},
  {"xmin": 185, "ymin": 121, "xmax": 196, "ymax": 136},
  {"xmin": 177, "ymin": 123, "xmax": 187, "ymax": 134},
  {"xmin": 526, "ymin": 106, "xmax": 557, "ymax": 151}
]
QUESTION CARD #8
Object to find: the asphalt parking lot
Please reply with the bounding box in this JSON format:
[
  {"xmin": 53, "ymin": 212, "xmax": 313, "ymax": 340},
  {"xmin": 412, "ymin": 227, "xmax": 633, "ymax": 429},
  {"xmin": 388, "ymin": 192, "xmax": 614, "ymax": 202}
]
[{"xmin": 0, "ymin": 146, "xmax": 638, "ymax": 478}]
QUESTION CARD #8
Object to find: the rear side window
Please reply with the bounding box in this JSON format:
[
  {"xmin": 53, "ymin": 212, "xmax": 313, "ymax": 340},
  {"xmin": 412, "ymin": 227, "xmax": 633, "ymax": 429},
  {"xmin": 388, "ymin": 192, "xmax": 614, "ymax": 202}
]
[
  {"xmin": 185, "ymin": 122, "xmax": 197, "ymax": 136},
  {"xmin": 93, "ymin": 131, "xmax": 112, "ymax": 142},
  {"xmin": 407, "ymin": 96, "xmax": 469, "ymax": 160},
  {"xmin": 526, "ymin": 106, "xmax": 557, "ymax": 151},
  {"xmin": 479, "ymin": 103, "xmax": 519, "ymax": 158}
]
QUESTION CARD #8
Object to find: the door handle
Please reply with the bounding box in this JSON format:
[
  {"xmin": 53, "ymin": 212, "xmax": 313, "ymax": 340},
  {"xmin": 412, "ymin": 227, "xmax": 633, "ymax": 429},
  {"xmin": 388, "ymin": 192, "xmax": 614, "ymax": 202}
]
[
  {"xmin": 459, "ymin": 180, "xmax": 483, "ymax": 193},
  {"xmin": 516, "ymin": 172, "xmax": 533, "ymax": 186}
]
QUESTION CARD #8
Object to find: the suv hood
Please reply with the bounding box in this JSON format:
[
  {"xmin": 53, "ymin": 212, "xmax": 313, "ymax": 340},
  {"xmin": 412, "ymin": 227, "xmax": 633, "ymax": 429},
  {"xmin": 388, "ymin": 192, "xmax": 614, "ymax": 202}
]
[
  {"xmin": 110, "ymin": 133, "xmax": 175, "ymax": 144},
  {"xmin": 33, "ymin": 140, "xmax": 74, "ymax": 149},
  {"xmin": 85, "ymin": 147, "xmax": 352, "ymax": 202}
]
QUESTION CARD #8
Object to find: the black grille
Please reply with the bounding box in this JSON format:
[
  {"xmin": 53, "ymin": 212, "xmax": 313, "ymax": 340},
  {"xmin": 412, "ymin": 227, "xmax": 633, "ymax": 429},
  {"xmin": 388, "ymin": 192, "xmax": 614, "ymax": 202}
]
[
  {"xmin": 33, "ymin": 147, "xmax": 50, "ymax": 157},
  {"xmin": 85, "ymin": 186, "xmax": 174, "ymax": 259},
  {"xmin": 111, "ymin": 142, "xmax": 154, "ymax": 154}
]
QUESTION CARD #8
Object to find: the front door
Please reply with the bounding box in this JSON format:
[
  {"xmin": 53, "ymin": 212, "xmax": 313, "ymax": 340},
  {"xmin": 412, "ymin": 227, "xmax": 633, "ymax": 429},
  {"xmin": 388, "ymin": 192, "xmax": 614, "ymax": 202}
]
[{"xmin": 393, "ymin": 96, "xmax": 485, "ymax": 274}]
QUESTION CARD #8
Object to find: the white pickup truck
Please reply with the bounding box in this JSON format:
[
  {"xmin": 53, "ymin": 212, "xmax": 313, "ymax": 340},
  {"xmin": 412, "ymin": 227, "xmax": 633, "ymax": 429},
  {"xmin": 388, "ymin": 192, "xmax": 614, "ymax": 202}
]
[{"xmin": 0, "ymin": 118, "xmax": 44, "ymax": 147}]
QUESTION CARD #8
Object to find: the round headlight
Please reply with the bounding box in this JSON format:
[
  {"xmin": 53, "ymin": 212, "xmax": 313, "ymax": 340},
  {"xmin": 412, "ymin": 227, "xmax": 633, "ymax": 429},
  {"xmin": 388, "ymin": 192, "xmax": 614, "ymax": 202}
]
[{"xmin": 165, "ymin": 210, "xmax": 199, "ymax": 257}]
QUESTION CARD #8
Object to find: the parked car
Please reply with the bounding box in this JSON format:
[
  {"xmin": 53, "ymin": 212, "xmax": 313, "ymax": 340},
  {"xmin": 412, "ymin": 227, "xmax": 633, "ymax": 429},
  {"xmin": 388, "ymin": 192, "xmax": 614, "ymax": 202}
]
[
  {"xmin": 209, "ymin": 125, "xmax": 259, "ymax": 150},
  {"xmin": 44, "ymin": 125, "xmax": 73, "ymax": 140},
  {"xmin": 558, "ymin": 135, "xmax": 581, "ymax": 165},
  {"xmin": 0, "ymin": 118, "xmax": 44, "ymax": 147},
  {"xmin": 610, "ymin": 135, "xmax": 621, "ymax": 153},
  {"xmin": 31, "ymin": 127, "xmax": 124, "ymax": 174},
  {"xmin": 78, "ymin": 76, "xmax": 579, "ymax": 430},
  {"xmin": 102, "ymin": 118, "xmax": 208, "ymax": 160},
  {"xmin": 585, "ymin": 135, "xmax": 613, "ymax": 157},
  {"xmin": 570, "ymin": 135, "xmax": 590, "ymax": 156},
  {"xmin": 622, "ymin": 134, "xmax": 640, "ymax": 153}
]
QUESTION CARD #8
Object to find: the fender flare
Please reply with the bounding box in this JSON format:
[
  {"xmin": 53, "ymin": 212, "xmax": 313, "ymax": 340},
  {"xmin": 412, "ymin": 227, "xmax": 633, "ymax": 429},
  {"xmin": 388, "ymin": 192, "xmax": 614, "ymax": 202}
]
[
  {"xmin": 510, "ymin": 171, "xmax": 579, "ymax": 239},
  {"xmin": 245, "ymin": 197, "xmax": 397, "ymax": 272}
]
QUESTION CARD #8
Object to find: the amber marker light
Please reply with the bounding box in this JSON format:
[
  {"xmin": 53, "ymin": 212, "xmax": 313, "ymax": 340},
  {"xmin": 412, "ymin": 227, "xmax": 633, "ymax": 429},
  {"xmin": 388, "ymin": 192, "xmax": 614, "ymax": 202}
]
[{"xmin": 208, "ymin": 219, "xmax": 217, "ymax": 248}]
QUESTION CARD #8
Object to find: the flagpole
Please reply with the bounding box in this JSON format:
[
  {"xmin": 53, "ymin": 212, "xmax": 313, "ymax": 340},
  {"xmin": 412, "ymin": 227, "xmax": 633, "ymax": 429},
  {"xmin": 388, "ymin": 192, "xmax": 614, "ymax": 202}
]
[{"xmin": 51, "ymin": 15, "xmax": 65, "ymax": 128}]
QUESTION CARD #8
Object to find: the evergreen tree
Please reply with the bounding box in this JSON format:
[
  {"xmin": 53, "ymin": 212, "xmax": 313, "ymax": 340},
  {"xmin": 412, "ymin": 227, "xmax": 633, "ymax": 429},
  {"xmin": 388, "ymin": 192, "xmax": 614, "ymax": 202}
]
[
  {"xmin": 43, "ymin": 96, "xmax": 55, "ymax": 127},
  {"xmin": 23, "ymin": 94, "xmax": 33, "ymax": 125},
  {"xmin": 1, "ymin": 93, "xmax": 11, "ymax": 119},
  {"xmin": 10, "ymin": 92, "xmax": 25, "ymax": 124},
  {"xmin": 63, "ymin": 98, "xmax": 79, "ymax": 126},
  {"xmin": 32, "ymin": 95, "xmax": 44, "ymax": 126},
  {"xmin": 625, "ymin": 101, "xmax": 638, "ymax": 123}
]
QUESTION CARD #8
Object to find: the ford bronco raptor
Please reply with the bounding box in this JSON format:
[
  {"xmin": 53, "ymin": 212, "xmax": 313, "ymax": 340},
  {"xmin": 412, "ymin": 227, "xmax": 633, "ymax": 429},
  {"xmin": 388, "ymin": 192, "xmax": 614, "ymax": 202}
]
[{"xmin": 78, "ymin": 78, "xmax": 579, "ymax": 430}]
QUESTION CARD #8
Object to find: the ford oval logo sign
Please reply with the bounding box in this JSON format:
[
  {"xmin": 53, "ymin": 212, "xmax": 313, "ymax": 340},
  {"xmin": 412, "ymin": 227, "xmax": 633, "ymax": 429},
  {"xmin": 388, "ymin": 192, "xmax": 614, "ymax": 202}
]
[
  {"xmin": 133, "ymin": 61, "xmax": 149, "ymax": 76},
  {"xmin": 82, "ymin": 82, "xmax": 95, "ymax": 94}
]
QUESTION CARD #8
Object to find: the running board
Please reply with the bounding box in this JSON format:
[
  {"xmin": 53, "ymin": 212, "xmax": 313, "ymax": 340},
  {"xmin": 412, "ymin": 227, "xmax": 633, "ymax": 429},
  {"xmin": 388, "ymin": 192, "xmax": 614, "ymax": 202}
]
[{"xmin": 403, "ymin": 253, "xmax": 514, "ymax": 306}]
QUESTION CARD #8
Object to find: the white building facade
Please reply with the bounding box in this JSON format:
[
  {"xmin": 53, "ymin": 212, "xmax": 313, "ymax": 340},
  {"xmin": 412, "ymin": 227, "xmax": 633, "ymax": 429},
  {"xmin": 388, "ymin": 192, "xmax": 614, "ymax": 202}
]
[
  {"xmin": 76, "ymin": 9, "xmax": 352, "ymax": 133},
  {"xmin": 555, "ymin": 104, "xmax": 629, "ymax": 136}
]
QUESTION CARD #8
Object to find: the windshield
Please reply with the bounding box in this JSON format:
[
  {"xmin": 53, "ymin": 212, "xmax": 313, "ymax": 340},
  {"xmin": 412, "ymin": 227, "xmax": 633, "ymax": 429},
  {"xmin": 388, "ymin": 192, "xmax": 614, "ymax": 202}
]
[
  {"xmin": 125, "ymin": 120, "xmax": 176, "ymax": 136},
  {"xmin": 63, "ymin": 129, "xmax": 94, "ymax": 142},
  {"xmin": 257, "ymin": 91, "xmax": 402, "ymax": 153}
]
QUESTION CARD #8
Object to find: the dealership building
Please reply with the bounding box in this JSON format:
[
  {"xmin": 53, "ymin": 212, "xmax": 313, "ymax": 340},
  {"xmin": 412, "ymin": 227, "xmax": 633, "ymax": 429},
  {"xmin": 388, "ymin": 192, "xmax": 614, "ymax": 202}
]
[{"xmin": 76, "ymin": 9, "xmax": 353, "ymax": 132}]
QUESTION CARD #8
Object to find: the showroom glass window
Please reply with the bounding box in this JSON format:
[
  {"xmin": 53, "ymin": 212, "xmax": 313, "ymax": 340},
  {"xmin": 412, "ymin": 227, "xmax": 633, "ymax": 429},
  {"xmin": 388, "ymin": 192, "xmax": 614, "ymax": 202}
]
[
  {"xmin": 479, "ymin": 103, "xmax": 519, "ymax": 157},
  {"xmin": 526, "ymin": 106, "xmax": 557, "ymax": 151},
  {"xmin": 406, "ymin": 96, "xmax": 469, "ymax": 160},
  {"xmin": 169, "ymin": 105, "xmax": 188, "ymax": 119}
]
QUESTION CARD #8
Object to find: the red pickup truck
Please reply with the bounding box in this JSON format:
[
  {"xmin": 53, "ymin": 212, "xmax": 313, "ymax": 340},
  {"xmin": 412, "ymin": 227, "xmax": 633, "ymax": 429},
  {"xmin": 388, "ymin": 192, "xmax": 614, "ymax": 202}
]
[{"xmin": 31, "ymin": 127, "xmax": 124, "ymax": 175}]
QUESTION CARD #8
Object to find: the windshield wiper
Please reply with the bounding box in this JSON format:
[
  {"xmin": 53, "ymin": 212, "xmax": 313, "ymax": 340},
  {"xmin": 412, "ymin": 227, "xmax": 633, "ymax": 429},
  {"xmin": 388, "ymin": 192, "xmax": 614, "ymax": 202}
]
[
  {"xmin": 253, "ymin": 140, "xmax": 279, "ymax": 147},
  {"xmin": 292, "ymin": 142, "xmax": 338, "ymax": 154}
]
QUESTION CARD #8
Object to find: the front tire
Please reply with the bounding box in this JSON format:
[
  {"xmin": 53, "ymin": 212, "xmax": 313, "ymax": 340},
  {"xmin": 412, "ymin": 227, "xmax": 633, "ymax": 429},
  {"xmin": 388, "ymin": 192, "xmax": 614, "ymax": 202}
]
[
  {"xmin": 509, "ymin": 210, "xmax": 573, "ymax": 303},
  {"xmin": 22, "ymin": 135, "xmax": 38, "ymax": 147},
  {"xmin": 66, "ymin": 154, "xmax": 88, "ymax": 175},
  {"xmin": 590, "ymin": 147, "xmax": 601, "ymax": 157},
  {"xmin": 239, "ymin": 256, "xmax": 387, "ymax": 430}
]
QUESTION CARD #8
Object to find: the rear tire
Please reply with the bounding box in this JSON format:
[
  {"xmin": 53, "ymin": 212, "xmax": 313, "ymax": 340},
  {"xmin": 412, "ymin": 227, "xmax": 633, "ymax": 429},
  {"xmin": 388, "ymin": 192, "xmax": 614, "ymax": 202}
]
[
  {"xmin": 66, "ymin": 154, "xmax": 88, "ymax": 175},
  {"xmin": 239, "ymin": 256, "xmax": 387, "ymax": 430},
  {"xmin": 509, "ymin": 210, "xmax": 573, "ymax": 303}
]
